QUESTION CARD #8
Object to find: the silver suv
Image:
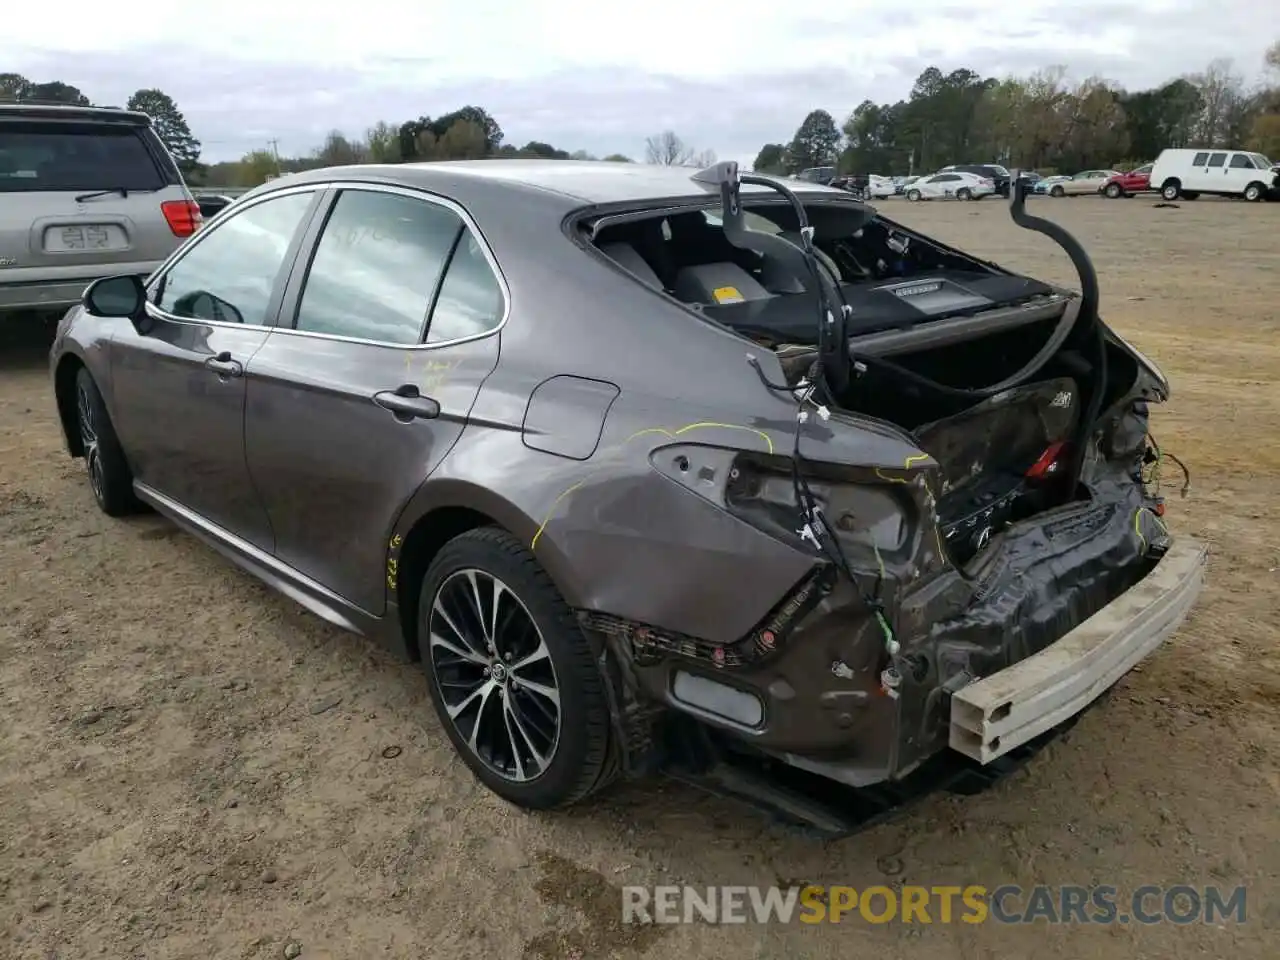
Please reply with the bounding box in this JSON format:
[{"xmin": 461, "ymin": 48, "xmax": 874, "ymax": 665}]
[{"xmin": 1, "ymin": 102, "xmax": 201, "ymax": 317}]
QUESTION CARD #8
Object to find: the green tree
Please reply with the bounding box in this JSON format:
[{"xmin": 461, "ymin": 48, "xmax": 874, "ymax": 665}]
[
  {"xmin": 0, "ymin": 73, "xmax": 35, "ymax": 100},
  {"xmin": 431, "ymin": 106, "xmax": 503, "ymax": 154},
  {"xmin": 602, "ymin": 153, "xmax": 634, "ymax": 163},
  {"xmin": 434, "ymin": 119, "xmax": 489, "ymax": 159},
  {"xmin": 126, "ymin": 88, "xmax": 201, "ymax": 172},
  {"xmin": 364, "ymin": 121, "xmax": 400, "ymax": 162},
  {"xmin": 30, "ymin": 80, "xmax": 91, "ymax": 105},
  {"xmin": 786, "ymin": 109, "xmax": 841, "ymax": 171},
  {"xmin": 752, "ymin": 143, "xmax": 788, "ymax": 174},
  {"xmin": 236, "ymin": 150, "xmax": 279, "ymax": 187}
]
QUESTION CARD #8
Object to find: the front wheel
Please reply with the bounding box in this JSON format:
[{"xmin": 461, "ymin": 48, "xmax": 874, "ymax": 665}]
[
  {"xmin": 1050, "ymin": 185, "xmax": 1065, "ymax": 197},
  {"xmin": 956, "ymin": 187, "xmax": 972, "ymax": 200},
  {"xmin": 74, "ymin": 368, "xmax": 140, "ymax": 517},
  {"xmin": 907, "ymin": 189, "xmax": 922, "ymax": 202},
  {"xmin": 420, "ymin": 527, "xmax": 616, "ymax": 809},
  {"xmin": 1104, "ymin": 183, "xmax": 1123, "ymax": 199},
  {"xmin": 1161, "ymin": 181, "xmax": 1181, "ymax": 201},
  {"xmin": 1244, "ymin": 182, "xmax": 1264, "ymax": 202}
]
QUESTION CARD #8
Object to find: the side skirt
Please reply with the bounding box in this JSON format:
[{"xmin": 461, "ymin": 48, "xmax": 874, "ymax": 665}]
[{"xmin": 132, "ymin": 482, "xmax": 411, "ymax": 660}]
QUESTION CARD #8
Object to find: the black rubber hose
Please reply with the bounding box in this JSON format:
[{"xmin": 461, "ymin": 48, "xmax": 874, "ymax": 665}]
[{"xmin": 851, "ymin": 177, "xmax": 1100, "ymax": 400}]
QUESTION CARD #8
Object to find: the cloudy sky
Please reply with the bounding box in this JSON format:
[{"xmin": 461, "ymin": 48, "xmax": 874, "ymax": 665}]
[{"xmin": 3, "ymin": 2, "xmax": 1274, "ymax": 164}]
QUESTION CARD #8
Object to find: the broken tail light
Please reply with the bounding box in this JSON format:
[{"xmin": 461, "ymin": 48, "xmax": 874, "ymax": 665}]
[
  {"xmin": 1025, "ymin": 441, "xmax": 1069, "ymax": 481},
  {"xmin": 161, "ymin": 199, "xmax": 203, "ymax": 238}
]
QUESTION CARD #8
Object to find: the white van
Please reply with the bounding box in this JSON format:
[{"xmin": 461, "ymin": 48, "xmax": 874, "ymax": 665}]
[{"xmin": 1149, "ymin": 148, "xmax": 1278, "ymax": 202}]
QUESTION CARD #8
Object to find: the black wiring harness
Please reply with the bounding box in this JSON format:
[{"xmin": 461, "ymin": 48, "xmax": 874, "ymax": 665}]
[{"xmin": 712, "ymin": 166, "xmax": 1115, "ymax": 695}]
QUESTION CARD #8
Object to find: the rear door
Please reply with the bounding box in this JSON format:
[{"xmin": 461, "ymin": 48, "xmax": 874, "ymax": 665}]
[
  {"xmin": 244, "ymin": 184, "xmax": 505, "ymax": 614},
  {"xmin": 0, "ymin": 111, "xmax": 196, "ymax": 300}
]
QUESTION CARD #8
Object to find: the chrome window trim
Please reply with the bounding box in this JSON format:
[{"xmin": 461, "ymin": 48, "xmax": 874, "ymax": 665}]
[
  {"xmin": 143, "ymin": 180, "xmax": 511, "ymax": 353},
  {"xmin": 144, "ymin": 183, "xmax": 322, "ymax": 332}
]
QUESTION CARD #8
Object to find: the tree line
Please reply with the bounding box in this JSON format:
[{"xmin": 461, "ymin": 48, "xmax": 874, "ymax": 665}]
[
  {"xmin": 224, "ymin": 120, "xmax": 719, "ymax": 187},
  {"xmin": 755, "ymin": 43, "xmax": 1280, "ymax": 177},
  {"xmin": 9, "ymin": 43, "xmax": 1277, "ymax": 188},
  {"xmin": 1, "ymin": 71, "xmax": 721, "ymax": 187}
]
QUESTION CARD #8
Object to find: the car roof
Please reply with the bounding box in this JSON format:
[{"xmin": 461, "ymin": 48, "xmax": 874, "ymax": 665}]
[
  {"xmin": 276, "ymin": 159, "xmax": 850, "ymax": 206},
  {"xmin": 0, "ymin": 102, "xmax": 152, "ymax": 126}
]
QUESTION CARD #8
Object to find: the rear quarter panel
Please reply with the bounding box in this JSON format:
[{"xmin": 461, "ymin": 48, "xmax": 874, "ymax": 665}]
[{"xmin": 393, "ymin": 187, "xmax": 932, "ymax": 644}]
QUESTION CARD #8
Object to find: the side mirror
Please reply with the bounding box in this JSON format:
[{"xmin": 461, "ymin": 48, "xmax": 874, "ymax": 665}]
[{"xmin": 83, "ymin": 274, "xmax": 146, "ymax": 319}]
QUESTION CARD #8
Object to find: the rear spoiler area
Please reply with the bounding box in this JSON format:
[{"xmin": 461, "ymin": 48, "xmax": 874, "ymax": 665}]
[{"xmin": 0, "ymin": 103, "xmax": 152, "ymax": 127}]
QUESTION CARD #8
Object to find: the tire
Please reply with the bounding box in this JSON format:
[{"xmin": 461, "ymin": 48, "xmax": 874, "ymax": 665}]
[
  {"xmin": 1050, "ymin": 185, "xmax": 1065, "ymax": 197},
  {"xmin": 74, "ymin": 368, "xmax": 140, "ymax": 517},
  {"xmin": 419, "ymin": 526, "xmax": 615, "ymax": 809},
  {"xmin": 1244, "ymin": 182, "xmax": 1264, "ymax": 202},
  {"xmin": 1104, "ymin": 183, "xmax": 1123, "ymax": 199},
  {"xmin": 1161, "ymin": 181, "xmax": 1181, "ymax": 201},
  {"xmin": 956, "ymin": 187, "xmax": 971, "ymax": 200},
  {"xmin": 907, "ymin": 189, "xmax": 921, "ymax": 202}
]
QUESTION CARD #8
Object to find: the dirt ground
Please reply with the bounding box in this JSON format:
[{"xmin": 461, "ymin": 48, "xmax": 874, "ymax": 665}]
[{"xmin": 2, "ymin": 195, "xmax": 1277, "ymax": 960}]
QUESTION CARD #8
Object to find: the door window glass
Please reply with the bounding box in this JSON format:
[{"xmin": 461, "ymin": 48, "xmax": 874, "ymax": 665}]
[
  {"xmin": 294, "ymin": 189, "xmax": 463, "ymax": 344},
  {"xmin": 1192, "ymin": 152, "xmax": 1209, "ymax": 165},
  {"xmin": 153, "ymin": 191, "xmax": 313, "ymax": 326},
  {"xmin": 427, "ymin": 228, "xmax": 505, "ymax": 343},
  {"xmin": 1207, "ymin": 153, "xmax": 1226, "ymax": 167},
  {"xmin": 1228, "ymin": 154, "xmax": 1253, "ymax": 169}
]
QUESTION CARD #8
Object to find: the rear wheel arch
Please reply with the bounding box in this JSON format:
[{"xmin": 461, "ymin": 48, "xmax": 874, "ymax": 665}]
[
  {"xmin": 394, "ymin": 505, "xmax": 497, "ymax": 660},
  {"xmin": 391, "ymin": 488, "xmax": 587, "ymax": 660}
]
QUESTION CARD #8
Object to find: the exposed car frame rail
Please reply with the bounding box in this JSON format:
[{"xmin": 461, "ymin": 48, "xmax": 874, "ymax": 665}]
[{"xmin": 950, "ymin": 536, "xmax": 1207, "ymax": 763}]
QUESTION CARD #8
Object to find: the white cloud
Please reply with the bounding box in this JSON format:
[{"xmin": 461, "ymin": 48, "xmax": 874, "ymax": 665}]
[{"xmin": 3, "ymin": 0, "xmax": 1275, "ymax": 163}]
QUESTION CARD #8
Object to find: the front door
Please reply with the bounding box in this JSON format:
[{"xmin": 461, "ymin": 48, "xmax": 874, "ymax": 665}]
[
  {"xmin": 245, "ymin": 185, "xmax": 505, "ymax": 613},
  {"xmin": 109, "ymin": 188, "xmax": 321, "ymax": 551}
]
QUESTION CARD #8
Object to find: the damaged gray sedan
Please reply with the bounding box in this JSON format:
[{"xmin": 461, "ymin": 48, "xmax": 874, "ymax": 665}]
[{"xmin": 49, "ymin": 159, "xmax": 1205, "ymax": 831}]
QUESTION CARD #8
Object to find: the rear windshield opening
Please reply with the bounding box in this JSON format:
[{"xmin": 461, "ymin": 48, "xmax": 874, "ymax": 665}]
[{"xmin": 0, "ymin": 121, "xmax": 167, "ymax": 193}]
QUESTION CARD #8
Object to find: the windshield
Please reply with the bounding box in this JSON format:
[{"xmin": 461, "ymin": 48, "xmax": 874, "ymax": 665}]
[
  {"xmin": 0, "ymin": 121, "xmax": 166, "ymax": 193},
  {"xmin": 988, "ymin": 165, "xmax": 1010, "ymax": 176},
  {"xmin": 1251, "ymin": 153, "xmax": 1274, "ymax": 169}
]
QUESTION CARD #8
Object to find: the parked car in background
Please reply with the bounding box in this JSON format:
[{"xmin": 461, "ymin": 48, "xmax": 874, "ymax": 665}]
[
  {"xmin": 938, "ymin": 163, "xmax": 1011, "ymax": 197},
  {"xmin": 0, "ymin": 102, "xmax": 201, "ymax": 317},
  {"xmin": 1033, "ymin": 175, "xmax": 1070, "ymax": 195},
  {"xmin": 1150, "ymin": 148, "xmax": 1279, "ymax": 202},
  {"xmin": 1103, "ymin": 164, "xmax": 1153, "ymax": 198},
  {"xmin": 1044, "ymin": 170, "xmax": 1120, "ymax": 197},
  {"xmin": 864, "ymin": 174, "xmax": 897, "ymax": 199},
  {"xmin": 796, "ymin": 166, "xmax": 837, "ymax": 185},
  {"xmin": 194, "ymin": 193, "xmax": 236, "ymax": 220},
  {"xmin": 905, "ymin": 171, "xmax": 995, "ymax": 201},
  {"xmin": 896, "ymin": 175, "xmax": 923, "ymax": 196}
]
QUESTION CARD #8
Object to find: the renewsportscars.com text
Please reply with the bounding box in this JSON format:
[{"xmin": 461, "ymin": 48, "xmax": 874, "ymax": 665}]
[{"xmin": 622, "ymin": 884, "xmax": 1247, "ymax": 925}]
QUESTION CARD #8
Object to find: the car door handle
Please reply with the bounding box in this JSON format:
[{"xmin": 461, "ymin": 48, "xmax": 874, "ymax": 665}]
[
  {"xmin": 374, "ymin": 385, "xmax": 441, "ymax": 422},
  {"xmin": 204, "ymin": 351, "xmax": 243, "ymax": 378}
]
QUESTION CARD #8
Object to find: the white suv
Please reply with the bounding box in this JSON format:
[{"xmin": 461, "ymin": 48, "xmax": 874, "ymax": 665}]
[{"xmin": 1, "ymin": 102, "xmax": 202, "ymax": 317}]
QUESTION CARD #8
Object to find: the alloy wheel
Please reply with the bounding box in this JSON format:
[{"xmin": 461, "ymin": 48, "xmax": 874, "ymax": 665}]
[
  {"xmin": 428, "ymin": 568, "xmax": 561, "ymax": 782},
  {"xmin": 76, "ymin": 381, "xmax": 105, "ymax": 505}
]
